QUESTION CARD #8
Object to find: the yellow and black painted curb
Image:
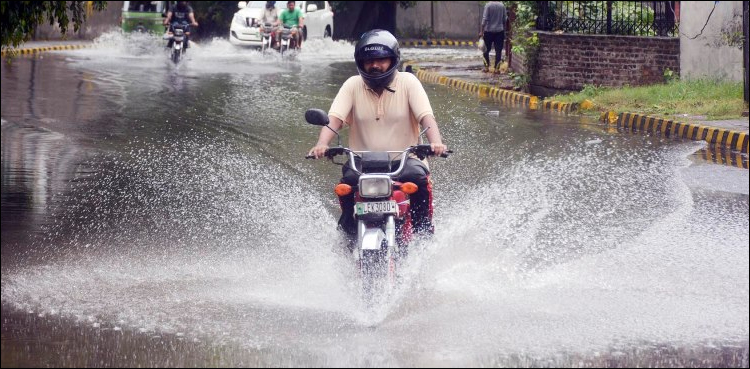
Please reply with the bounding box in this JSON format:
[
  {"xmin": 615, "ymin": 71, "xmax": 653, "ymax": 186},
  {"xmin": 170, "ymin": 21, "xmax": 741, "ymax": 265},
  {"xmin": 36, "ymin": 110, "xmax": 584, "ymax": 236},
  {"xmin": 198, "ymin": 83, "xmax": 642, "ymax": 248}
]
[
  {"xmin": 539, "ymin": 100, "xmax": 578, "ymax": 113},
  {"xmin": 406, "ymin": 63, "xmax": 587, "ymax": 114},
  {"xmin": 1, "ymin": 44, "xmax": 91, "ymax": 57},
  {"xmin": 604, "ymin": 111, "xmax": 749, "ymax": 155},
  {"xmin": 403, "ymin": 63, "xmax": 749, "ymax": 168},
  {"xmin": 400, "ymin": 39, "xmax": 478, "ymax": 47},
  {"xmin": 409, "ymin": 65, "xmax": 538, "ymax": 108},
  {"xmin": 691, "ymin": 147, "xmax": 749, "ymax": 169}
]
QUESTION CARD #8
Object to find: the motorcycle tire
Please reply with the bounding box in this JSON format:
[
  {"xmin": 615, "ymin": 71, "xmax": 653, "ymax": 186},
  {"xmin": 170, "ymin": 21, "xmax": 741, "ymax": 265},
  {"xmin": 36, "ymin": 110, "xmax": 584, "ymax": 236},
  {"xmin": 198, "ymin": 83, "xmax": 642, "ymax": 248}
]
[{"xmin": 360, "ymin": 240, "xmax": 395, "ymax": 304}]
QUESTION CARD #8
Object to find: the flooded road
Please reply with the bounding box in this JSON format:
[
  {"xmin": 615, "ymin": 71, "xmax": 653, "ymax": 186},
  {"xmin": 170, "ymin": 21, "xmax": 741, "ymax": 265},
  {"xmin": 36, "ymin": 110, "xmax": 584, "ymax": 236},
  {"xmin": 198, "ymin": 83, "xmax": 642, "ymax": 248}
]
[{"xmin": 2, "ymin": 33, "xmax": 748, "ymax": 367}]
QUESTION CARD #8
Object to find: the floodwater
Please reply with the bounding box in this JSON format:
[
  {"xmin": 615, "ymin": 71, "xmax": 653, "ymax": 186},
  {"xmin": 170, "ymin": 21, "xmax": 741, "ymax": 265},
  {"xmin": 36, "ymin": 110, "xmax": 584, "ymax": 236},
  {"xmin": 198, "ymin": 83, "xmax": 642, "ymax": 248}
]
[{"xmin": 1, "ymin": 32, "xmax": 748, "ymax": 367}]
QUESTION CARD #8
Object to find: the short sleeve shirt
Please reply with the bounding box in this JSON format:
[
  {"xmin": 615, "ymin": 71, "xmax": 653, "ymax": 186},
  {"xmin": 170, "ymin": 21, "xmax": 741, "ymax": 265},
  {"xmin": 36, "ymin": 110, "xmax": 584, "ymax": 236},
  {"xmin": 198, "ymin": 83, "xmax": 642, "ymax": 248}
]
[
  {"xmin": 171, "ymin": 4, "xmax": 193, "ymax": 23},
  {"xmin": 279, "ymin": 8, "xmax": 303, "ymax": 27},
  {"xmin": 328, "ymin": 72, "xmax": 435, "ymax": 152},
  {"xmin": 262, "ymin": 8, "xmax": 279, "ymax": 25}
]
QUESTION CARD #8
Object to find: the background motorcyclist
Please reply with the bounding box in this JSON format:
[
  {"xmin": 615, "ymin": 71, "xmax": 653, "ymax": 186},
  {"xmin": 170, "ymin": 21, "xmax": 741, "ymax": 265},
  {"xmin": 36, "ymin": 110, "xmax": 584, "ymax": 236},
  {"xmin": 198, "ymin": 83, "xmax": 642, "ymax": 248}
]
[
  {"xmin": 163, "ymin": 1, "xmax": 199, "ymax": 49},
  {"xmin": 279, "ymin": 1, "xmax": 305, "ymax": 49},
  {"xmin": 260, "ymin": 1, "xmax": 280, "ymax": 49},
  {"xmin": 307, "ymin": 29, "xmax": 448, "ymax": 238}
]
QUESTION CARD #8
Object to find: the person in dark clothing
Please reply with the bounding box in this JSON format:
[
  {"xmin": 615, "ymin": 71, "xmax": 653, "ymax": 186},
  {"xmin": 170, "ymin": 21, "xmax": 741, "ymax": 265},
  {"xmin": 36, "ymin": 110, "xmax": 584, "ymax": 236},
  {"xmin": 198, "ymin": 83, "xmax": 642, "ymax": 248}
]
[
  {"xmin": 164, "ymin": 1, "xmax": 199, "ymax": 49},
  {"xmin": 479, "ymin": 1, "xmax": 508, "ymax": 73}
]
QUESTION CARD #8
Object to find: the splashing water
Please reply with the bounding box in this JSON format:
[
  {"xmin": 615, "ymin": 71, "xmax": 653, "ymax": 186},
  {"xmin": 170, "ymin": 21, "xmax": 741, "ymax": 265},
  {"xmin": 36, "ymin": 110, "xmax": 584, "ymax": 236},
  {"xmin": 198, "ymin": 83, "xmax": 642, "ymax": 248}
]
[{"xmin": 1, "ymin": 35, "xmax": 747, "ymax": 366}]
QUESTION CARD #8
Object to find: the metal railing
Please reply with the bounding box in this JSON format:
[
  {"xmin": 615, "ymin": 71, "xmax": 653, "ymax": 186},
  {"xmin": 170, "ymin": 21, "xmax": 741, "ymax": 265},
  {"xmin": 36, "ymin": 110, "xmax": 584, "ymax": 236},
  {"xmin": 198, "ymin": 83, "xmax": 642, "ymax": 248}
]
[{"xmin": 536, "ymin": 1, "xmax": 679, "ymax": 37}]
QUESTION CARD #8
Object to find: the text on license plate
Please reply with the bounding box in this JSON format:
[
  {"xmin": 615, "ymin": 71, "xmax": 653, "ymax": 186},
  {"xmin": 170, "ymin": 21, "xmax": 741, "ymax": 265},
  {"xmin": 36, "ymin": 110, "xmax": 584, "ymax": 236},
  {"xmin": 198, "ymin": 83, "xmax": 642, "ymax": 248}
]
[{"xmin": 355, "ymin": 201, "xmax": 397, "ymax": 215}]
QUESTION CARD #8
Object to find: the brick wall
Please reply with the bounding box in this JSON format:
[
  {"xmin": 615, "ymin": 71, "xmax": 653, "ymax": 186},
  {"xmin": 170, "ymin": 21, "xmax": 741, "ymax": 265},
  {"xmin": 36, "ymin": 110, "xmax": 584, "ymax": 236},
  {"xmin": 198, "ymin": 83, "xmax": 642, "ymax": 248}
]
[{"xmin": 518, "ymin": 31, "xmax": 680, "ymax": 95}]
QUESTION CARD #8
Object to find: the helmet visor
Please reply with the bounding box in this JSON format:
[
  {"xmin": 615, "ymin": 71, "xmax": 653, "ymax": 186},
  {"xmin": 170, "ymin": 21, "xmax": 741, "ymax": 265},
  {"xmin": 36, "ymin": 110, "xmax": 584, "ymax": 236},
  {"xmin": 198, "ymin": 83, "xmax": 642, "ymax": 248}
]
[{"xmin": 359, "ymin": 45, "xmax": 394, "ymax": 61}]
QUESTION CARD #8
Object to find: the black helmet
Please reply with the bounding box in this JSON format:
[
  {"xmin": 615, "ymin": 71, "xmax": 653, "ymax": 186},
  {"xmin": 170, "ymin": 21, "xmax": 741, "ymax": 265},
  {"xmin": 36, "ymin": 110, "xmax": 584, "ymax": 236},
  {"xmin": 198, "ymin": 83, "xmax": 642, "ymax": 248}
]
[
  {"xmin": 354, "ymin": 29, "xmax": 400, "ymax": 90},
  {"xmin": 266, "ymin": 1, "xmax": 275, "ymax": 9}
]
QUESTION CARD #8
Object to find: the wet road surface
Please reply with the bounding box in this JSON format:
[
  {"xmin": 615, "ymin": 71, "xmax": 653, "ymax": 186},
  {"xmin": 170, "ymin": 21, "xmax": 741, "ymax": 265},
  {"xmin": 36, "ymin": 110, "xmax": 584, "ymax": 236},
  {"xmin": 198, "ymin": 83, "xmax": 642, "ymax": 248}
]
[{"xmin": 1, "ymin": 33, "xmax": 748, "ymax": 367}]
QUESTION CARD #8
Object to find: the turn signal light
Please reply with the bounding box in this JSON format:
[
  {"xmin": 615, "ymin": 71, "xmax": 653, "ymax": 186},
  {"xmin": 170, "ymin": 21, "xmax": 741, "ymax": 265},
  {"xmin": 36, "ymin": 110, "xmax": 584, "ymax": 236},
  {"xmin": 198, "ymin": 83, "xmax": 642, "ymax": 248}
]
[
  {"xmin": 334, "ymin": 183, "xmax": 352, "ymax": 196},
  {"xmin": 401, "ymin": 182, "xmax": 418, "ymax": 195}
]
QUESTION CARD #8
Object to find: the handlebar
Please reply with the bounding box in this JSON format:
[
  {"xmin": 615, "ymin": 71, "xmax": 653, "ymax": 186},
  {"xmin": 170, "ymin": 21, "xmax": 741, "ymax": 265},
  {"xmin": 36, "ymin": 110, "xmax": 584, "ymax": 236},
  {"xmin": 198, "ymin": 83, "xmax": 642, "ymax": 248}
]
[{"xmin": 306, "ymin": 145, "xmax": 452, "ymax": 176}]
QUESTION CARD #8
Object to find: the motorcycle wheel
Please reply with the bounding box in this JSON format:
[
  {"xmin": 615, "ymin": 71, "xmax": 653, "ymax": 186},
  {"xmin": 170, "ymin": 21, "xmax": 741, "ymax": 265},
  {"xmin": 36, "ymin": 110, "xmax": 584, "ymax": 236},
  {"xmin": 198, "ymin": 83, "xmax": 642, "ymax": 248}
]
[
  {"xmin": 360, "ymin": 240, "xmax": 395, "ymax": 304},
  {"xmin": 172, "ymin": 49, "xmax": 180, "ymax": 63}
]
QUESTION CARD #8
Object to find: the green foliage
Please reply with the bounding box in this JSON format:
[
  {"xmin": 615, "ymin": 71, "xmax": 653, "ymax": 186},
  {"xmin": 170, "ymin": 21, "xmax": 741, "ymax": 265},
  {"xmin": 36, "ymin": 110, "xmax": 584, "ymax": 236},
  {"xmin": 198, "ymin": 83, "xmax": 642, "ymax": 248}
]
[
  {"xmin": 1, "ymin": 1, "xmax": 107, "ymax": 50},
  {"xmin": 578, "ymin": 84, "xmax": 606, "ymax": 98},
  {"xmin": 552, "ymin": 79, "xmax": 746, "ymax": 120},
  {"xmin": 189, "ymin": 2, "xmax": 239, "ymax": 40},
  {"xmin": 547, "ymin": 1, "xmax": 659, "ymax": 35},
  {"xmin": 508, "ymin": 1, "xmax": 537, "ymax": 30},
  {"xmin": 504, "ymin": 2, "xmax": 540, "ymax": 91},
  {"xmin": 663, "ymin": 68, "xmax": 678, "ymax": 84},
  {"xmin": 507, "ymin": 71, "xmax": 527, "ymax": 90}
]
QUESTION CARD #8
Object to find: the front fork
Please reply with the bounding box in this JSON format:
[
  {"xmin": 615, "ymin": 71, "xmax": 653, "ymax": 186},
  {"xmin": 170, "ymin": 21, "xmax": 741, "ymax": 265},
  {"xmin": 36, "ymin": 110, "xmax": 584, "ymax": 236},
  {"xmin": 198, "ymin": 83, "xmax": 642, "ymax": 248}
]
[
  {"xmin": 354, "ymin": 215, "xmax": 396, "ymax": 260},
  {"xmin": 355, "ymin": 215, "xmax": 397, "ymax": 286}
]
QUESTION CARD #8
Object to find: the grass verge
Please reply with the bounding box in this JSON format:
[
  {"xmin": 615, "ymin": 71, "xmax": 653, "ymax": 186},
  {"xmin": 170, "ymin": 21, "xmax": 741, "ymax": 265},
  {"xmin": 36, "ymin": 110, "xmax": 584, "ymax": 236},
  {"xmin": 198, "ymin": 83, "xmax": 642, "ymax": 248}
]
[{"xmin": 551, "ymin": 79, "xmax": 747, "ymax": 121}]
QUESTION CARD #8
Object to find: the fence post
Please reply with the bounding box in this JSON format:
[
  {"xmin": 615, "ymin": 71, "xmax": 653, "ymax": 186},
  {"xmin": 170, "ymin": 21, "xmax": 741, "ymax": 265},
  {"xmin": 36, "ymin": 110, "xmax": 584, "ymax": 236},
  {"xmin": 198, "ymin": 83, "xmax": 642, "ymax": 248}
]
[{"xmin": 606, "ymin": 1, "xmax": 613, "ymax": 34}]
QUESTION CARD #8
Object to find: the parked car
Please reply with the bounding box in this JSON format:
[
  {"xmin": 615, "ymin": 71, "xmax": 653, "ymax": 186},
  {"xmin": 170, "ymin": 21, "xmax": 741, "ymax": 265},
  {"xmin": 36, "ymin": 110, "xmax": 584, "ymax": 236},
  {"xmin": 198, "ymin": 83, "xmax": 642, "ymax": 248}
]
[
  {"xmin": 229, "ymin": 1, "xmax": 334, "ymax": 48},
  {"xmin": 121, "ymin": 1, "xmax": 169, "ymax": 34}
]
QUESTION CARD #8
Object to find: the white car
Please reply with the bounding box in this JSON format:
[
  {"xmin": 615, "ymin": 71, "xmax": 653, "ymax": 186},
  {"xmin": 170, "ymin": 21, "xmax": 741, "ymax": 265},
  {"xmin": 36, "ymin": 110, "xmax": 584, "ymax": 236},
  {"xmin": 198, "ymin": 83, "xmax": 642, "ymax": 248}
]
[{"xmin": 229, "ymin": 1, "xmax": 334, "ymax": 48}]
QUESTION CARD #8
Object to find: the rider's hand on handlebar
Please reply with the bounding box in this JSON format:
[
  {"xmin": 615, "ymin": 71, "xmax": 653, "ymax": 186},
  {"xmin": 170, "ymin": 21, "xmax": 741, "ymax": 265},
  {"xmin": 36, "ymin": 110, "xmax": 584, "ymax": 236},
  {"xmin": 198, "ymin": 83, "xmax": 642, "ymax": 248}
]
[
  {"xmin": 431, "ymin": 143, "xmax": 448, "ymax": 157},
  {"xmin": 308, "ymin": 144, "xmax": 329, "ymax": 159}
]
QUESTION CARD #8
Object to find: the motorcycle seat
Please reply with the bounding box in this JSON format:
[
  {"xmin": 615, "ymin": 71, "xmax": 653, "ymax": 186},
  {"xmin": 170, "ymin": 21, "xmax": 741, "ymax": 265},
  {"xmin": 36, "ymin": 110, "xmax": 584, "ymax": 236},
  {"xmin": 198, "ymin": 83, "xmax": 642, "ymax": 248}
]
[{"xmin": 361, "ymin": 152, "xmax": 392, "ymax": 173}]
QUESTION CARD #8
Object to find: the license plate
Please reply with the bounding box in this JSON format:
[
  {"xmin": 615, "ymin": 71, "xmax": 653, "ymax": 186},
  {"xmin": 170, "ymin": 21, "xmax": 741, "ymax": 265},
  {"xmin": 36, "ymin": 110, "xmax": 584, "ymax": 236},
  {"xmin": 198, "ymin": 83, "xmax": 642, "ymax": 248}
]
[{"xmin": 355, "ymin": 201, "xmax": 397, "ymax": 216}]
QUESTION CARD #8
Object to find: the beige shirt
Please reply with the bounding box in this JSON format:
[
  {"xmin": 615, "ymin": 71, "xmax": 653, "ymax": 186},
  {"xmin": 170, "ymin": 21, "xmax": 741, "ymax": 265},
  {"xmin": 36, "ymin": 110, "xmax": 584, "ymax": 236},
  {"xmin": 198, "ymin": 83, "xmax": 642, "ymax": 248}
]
[
  {"xmin": 329, "ymin": 71, "xmax": 434, "ymax": 152},
  {"xmin": 262, "ymin": 8, "xmax": 278, "ymax": 25}
]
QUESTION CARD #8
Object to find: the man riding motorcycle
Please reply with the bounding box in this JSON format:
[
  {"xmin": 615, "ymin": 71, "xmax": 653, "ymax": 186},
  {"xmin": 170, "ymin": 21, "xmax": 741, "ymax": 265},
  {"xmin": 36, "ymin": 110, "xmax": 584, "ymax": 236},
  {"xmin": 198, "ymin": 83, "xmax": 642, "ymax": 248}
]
[
  {"xmin": 259, "ymin": 1, "xmax": 280, "ymax": 49},
  {"xmin": 308, "ymin": 29, "xmax": 448, "ymax": 239},
  {"xmin": 164, "ymin": 1, "xmax": 199, "ymax": 49},
  {"xmin": 278, "ymin": 0, "xmax": 304, "ymax": 49}
]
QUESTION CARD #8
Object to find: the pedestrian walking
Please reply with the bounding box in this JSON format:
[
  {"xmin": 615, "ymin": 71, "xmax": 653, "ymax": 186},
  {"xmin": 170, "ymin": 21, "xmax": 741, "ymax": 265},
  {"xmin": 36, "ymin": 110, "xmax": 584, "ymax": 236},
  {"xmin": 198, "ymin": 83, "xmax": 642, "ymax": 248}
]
[{"xmin": 479, "ymin": 1, "xmax": 508, "ymax": 73}]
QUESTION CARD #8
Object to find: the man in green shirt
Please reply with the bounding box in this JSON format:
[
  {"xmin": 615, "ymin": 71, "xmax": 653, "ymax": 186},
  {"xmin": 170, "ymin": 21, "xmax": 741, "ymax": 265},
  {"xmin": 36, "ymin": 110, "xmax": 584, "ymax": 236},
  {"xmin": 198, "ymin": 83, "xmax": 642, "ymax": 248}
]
[{"xmin": 279, "ymin": 1, "xmax": 305, "ymax": 49}]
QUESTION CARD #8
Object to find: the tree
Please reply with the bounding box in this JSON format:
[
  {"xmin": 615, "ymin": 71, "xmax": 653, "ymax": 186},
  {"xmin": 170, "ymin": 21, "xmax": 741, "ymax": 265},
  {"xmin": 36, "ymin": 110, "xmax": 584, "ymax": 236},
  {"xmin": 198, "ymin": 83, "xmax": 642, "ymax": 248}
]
[
  {"xmin": 1, "ymin": 1, "xmax": 107, "ymax": 51},
  {"xmin": 189, "ymin": 2, "xmax": 238, "ymax": 40}
]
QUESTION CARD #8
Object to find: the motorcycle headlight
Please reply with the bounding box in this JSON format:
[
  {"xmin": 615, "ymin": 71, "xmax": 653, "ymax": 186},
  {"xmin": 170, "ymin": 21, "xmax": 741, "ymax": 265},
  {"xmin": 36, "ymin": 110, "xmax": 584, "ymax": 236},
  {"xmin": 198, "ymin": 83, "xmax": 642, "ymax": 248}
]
[{"xmin": 359, "ymin": 175, "xmax": 392, "ymax": 198}]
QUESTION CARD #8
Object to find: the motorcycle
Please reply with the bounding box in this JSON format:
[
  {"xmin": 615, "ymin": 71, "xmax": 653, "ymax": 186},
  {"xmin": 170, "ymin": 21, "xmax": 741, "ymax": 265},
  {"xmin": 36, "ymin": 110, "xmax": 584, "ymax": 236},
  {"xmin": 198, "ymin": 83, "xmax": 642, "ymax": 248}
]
[
  {"xmin": 278, "ymin": 25, "xmax": 299, "ymax": 58},
  {"xmin": 165, "ymin": 23, "xmax": 190, "ymax": 63},
  {"xmin": 304, "ymin": 109, "xmax": 451, "ymax": 302},
  {"xmin": 260, "ymin": 23, "xmax": 276, "ymax": 54}
]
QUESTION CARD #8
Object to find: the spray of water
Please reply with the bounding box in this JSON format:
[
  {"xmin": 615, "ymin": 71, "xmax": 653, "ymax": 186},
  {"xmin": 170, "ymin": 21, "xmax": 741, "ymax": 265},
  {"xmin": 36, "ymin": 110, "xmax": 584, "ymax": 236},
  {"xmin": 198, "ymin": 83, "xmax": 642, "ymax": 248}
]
[{"xmin": 2, "ymin": 34, "xmax": 747, "ymax": 365}]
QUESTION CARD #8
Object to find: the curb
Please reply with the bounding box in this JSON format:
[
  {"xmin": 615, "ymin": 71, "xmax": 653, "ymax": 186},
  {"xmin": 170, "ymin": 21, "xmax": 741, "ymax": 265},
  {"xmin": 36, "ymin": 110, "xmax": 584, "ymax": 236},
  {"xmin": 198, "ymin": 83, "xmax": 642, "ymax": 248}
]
[
  {"xmin": 691, "ymin": 147, "xmax": 749, "ymax": 169},
  {"xmin": 603, "ymin": 112, "xmax": 749, "ymax": 154},
  {"xmin": 409, "ymin": 66, "xmax": 537, "ymax": 108},
  {"xmin": 539, "ymin": 100, "xmax": 578, "ymax": 113},
  {"xmin": 400, "ymin": 39, "xmax": 478, "ymax": 47},
  {"xmin": 1, "ymin": 44, "xmax": 91, "ymax": 57},
  {"xmin": 404, "ymin": 63, "xmax": 749, "ymax": 167},
  {"xmin": 406, "ymin": 63, "xmax": 581, "ymax": 113}
]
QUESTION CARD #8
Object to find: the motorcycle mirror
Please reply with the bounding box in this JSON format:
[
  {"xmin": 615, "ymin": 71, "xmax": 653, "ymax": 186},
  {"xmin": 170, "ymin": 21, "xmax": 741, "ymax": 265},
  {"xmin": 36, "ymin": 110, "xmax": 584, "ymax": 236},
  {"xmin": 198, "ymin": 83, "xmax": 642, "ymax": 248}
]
[
  {"xmin": 305, "ymin": 109, "xmax": 329, "ymax": 126},
  {"xmin": 305, "ymin": 108, "xmax": 341, "ymax": 147}
]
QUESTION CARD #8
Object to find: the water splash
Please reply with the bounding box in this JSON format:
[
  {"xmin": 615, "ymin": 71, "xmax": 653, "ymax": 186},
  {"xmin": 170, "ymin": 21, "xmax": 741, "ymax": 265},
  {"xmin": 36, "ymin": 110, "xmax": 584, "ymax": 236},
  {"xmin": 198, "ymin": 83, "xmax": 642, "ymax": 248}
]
[{"xmin": 2, "ymin": 44, "xmax": 747, "ymax": 365}]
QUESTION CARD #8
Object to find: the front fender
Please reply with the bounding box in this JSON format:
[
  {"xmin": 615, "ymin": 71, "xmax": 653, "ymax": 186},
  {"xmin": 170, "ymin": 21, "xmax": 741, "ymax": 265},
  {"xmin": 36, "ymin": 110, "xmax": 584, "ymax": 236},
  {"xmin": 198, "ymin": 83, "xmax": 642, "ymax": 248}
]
[{"xmin": 360, "ymin": 227, "xmax": 385, "ymax": 250}]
